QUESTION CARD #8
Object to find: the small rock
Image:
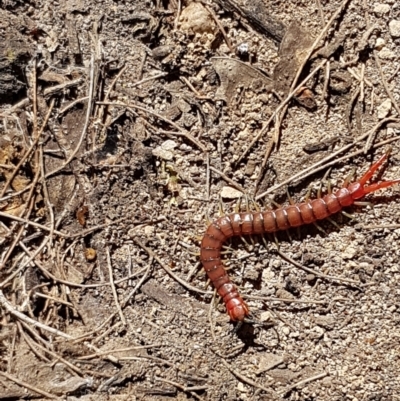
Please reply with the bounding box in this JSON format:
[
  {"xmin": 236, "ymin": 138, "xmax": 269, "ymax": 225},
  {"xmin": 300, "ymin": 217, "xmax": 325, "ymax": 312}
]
[
  {"xmin": 260, "ymin": 311, "xmax": 273, "ymax": 322},
  {"xmin": 144, "ymin": 225, "xmax": 155, "ymax": 236},
  {"xmin": 152, "ymin": 140, "xmax": 177, "ymax": 161},
  {"xmin": 220, "ymin": 186, "xmax": 243, "ymax": 199},
  {"xmin": 378, "ymin": 47, "xmax": 396, "ymax": 59},
  {"xmin": 314, "ymin": 315, "xmax": 336, "ymax": 330},
  {"xmin": 342, "ymin": 246, "xmax": 357, "ymax": 260},
  {"xmin": 373, "ymin": 3, "xmax": 390, "ymax": 14},
  {"xmin": 377, "ymin": 99, "xmax": 392, "ymax": 119},
  {"xmin": 179, "ymin": 2, "xmax": 215, "ymax": 34},
  {"xmin": 389, "ymin": 20, "xmax": 400, "ymax": 38},
  {"xmin": 374, "ymin": 37, "xmax": 386, "ymax": 50},
  {"xmin": 237, "ymin": 382, "xmax": 247, "ymax": 393},
  {"xmin": 308, "ymin": 325, "xmax": 325, "ymax": 340}
]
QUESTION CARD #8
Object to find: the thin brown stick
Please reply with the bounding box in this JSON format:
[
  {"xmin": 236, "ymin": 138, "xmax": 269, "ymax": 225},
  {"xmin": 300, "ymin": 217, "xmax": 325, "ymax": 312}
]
[
  {"xmin": 133, "ymin": 238, "xmax": 212, "ymax": 296},
  {"xmin": 17, "ymin": 322, "xmax": 52, "ymax": 363},
  {"xmin": 132, "ymin": 72, "xmax": 168, "ymax": 88},
  {"xmin": 43, "ymin": 77, "xmax": 84, "ymax": 96},
  {"xmin": 0, "ymin": 371, "xmax": 58, "ymax": 399},
  {"xmin": 244, "ymin": 294, "xmax": 326, "ymax": 305},
  {"xmin": 0, "ymin": 98, "xmax": 54, "ymax": 197},
  {"xmin": 322, "ymin": 60, "xmax": 330, "ymax": 100},
  {"xmin": 91, "ymin": 321, "xmax": 124, "ymax": 345},
  {"xmin": 180, "ymin": 76, "xmax": 211, "ymax": 100},
  {"xmin": 174, "ymin": 0, "xmax": 182, "ymax": 30},
  {"xmin": 35, "ymin": 292, "xmax": 75, "ymax": 308},
  {"xmin": 281, "ymin": 372, "xmax": 328, "ymax": 396},
  {"xmin": 254, "ymin": 134, "xmax": 276, "ymax": 195},
  {"xmin": 362, "ymin": 0, "xmax": 400, "ymax": 116},
  {"xmin": 220, "ymin": 359, "xmax": 280, "ymax": 399},
  {"xmin": 19, "ymin": 323, "xmax": 84, "ymax": 376},
  {"xmin": 276, "ymin": 249, "xmax": 361, "ymax": 286},
  {"xmin": 72, "ymin": 313, "xmax": 117, "ymax": 343},
  {"xmin": 237, "ymin": 60, "xmax": 327, "ymax": 163},
  {"xmin": 255, "ymin": 118, "xmax": 400, "ymax": 199},
  {"xmin": 78, "ymin": 344, "xmax": 162, "ymax": 360},
  {"xmin": 106, "ymin": 247, "xmax": 126, "ymax": 325},
  {"xmin": 208, "ymin": 288, "xmax": 218, "ymax": 342},
  {"xmin": 209, "ymin": 165, "xmax": 245, "ymax": 193},
  {"xmin": 57, "ymin": 96, "xmax": 89, "ymax": 116},
  {"xmin": 39, "ymin": 145, "xmax": 55, "ymax": 247},
  {"xmin": 289, "ymin": 0, "xmax": 351, "ymax": 93},
  {"xmin": 240, "ymin": 0, "xmax": 350, "ymax": 165},
  {"xmin": 0, "ymin": 289, "xmax": 73, "ymax": 339},
  {"xmin": 96, "ymin": 101, "xmax": 206, "ymax": 152},
  {"xmin": 121, "ymin": 257, "xmax": 153, "ymax": 308},
  {"xmin": 6, "ymin": 325, "xmax": 17, "ymax": 372},
  {"xmin": 204, "ymin": 4, "xmax": 234, "ymax": 54}
]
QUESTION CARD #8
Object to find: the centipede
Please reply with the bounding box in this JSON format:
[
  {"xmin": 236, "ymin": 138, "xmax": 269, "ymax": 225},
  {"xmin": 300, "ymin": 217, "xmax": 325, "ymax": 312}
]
[{"xmin": 200, "ymin": 151, "xmax": 400, "ymax": 322}]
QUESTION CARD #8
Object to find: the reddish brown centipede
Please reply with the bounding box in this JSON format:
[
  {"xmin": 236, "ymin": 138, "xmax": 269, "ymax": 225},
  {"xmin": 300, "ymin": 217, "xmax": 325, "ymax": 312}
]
[{"xmin": 200, "ymin": 151, "xmax": 400, "ymax": 322}]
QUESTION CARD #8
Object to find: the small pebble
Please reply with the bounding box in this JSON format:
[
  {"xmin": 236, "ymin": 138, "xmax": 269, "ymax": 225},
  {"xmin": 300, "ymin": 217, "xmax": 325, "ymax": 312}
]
[
  {"xmin": 220, "ymin": 186, "xmax": 243, "ymax": 199},
  {"xmin": 389, "ymin": 20, "xmax": 400, "ymax": 38},
  {"xmin": 152, "ymin": 140, "xmax": 177, "ymax": 161},
  {"xmin": 342, "ymin": 246, "xmax": 357, "ymax": 260},
  {"xmin": 374, "ymin": 37, "xmax": 386, "ymax": 50},
  {"xmin": 179, "ymin": 2, "xmax": 215, "ymax": 34},
  {"xmin": 378, "ymin": 47, "xmax": 396, "ymax": 59},
  {"xmin": 377, "ymin": 99, "xmax": 392, "ymax": 119},
  {"xmin": 373, "ymin": 3, "xmax": 390, "ymax": 14}
]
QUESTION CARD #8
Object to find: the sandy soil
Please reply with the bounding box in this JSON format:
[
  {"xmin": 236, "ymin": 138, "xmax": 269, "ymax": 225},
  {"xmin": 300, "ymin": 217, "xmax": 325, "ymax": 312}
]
[{"xmin": 0, "ymin": 0, "xmax": 400, "ymax": 400}]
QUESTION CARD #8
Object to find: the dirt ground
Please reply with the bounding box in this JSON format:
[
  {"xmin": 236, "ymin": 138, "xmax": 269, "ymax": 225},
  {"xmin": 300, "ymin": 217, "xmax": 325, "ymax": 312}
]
[{"xmin": 1, "ymin": 0, "xmax": 400, "ymax": 400}]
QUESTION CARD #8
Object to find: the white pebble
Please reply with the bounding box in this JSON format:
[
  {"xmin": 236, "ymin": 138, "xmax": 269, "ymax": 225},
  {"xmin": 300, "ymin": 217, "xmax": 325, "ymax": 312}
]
[
  {"xmin": 220, "ymin": 186, "xmax": 243, "ymax": 199},
  {"xmin": 389, "ymin": 20, "xmax": 400, "ymax": 38},
  {"xmin": 373, "ymin": 3, "xmax": 390, "ymax": 14},
  {"xmin": 377, "ymin": 99, "xmax": 392, "ymax": 119},
  {"xmin": 378, "ymin": 47, "xmax": 396, "ymax": 59},
  {"xmin": 374, "ymin": 37, "xmax": 386, "ymax": 50}
]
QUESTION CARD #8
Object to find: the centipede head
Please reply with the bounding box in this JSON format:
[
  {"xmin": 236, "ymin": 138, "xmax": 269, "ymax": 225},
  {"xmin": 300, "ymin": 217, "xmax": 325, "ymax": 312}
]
[
  {"xmin": 228, "ymin": 300, "xmax": 250, "ymax": 322},
  {"xmin": 347, "ymin": 150, "xmax": 400, "ymax": 200}
]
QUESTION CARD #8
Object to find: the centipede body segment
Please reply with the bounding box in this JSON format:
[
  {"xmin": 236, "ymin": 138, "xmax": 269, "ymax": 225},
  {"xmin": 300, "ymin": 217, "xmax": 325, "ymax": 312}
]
[{"xmin": 200, "ymin": 151, "xmax": 400, "ymax": 322}]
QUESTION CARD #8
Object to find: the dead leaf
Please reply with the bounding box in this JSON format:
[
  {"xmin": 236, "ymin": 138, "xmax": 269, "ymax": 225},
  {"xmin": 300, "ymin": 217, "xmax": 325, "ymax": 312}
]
[{"xmin": 212, "ymin": 57, "xmax": 272, "ymax": 104}]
